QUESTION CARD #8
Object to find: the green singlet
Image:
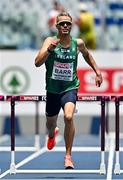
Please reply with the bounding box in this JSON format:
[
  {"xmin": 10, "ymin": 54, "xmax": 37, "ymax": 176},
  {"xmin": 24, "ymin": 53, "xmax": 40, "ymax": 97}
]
[{"xmin": 45, "ymin": 36, "xmax": 80, "ymax": 94}]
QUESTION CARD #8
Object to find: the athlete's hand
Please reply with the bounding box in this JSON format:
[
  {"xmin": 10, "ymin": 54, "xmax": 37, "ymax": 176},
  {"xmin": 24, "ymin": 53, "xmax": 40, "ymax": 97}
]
[
  {"xmin": 48, "ymin": 39, "xmax": 60, "ymax": 52},
  {"xmin": 95, "ymin": 74, "xmax": 103, "ymax": 87}
]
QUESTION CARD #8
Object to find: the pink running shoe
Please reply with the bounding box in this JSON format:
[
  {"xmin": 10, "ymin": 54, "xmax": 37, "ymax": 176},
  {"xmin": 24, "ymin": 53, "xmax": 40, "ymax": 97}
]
[
  {"xmin": 64, "ymin": 155, "xmax": 74, "ymax": 169},
  {"xmin": 47, "ymin": 127, "xmax": 59, "ymax": 150}
]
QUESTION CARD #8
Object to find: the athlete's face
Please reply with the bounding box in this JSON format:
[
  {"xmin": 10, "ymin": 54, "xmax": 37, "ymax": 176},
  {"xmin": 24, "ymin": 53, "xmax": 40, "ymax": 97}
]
[{"xmin": 56, "ymin": 16, "xmax": 72, "ymax": 35}]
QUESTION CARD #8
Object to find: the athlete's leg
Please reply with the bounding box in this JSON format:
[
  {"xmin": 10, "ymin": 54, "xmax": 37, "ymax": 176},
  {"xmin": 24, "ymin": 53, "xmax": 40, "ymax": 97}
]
[
  {"xmin": 63, "ymin": 102, "xmax": 75, "ymax": 169},
  {"xmin": 61, "ymin": 90, "xmax": 77, "ymax": 168},
  {"xmin": 61, "ymin": 90, "xmax": 77, "ymax": 156},
  {"xmin": 46, "ymin": 91, "xmax": 61, "ymax": 149},
  {"xmin": 64, "ymin": 102, "xmax": 75, "ymax": 156},
  {"xmin": 46, "ymin": 115, "xmax": 58, "ymax": 138}
]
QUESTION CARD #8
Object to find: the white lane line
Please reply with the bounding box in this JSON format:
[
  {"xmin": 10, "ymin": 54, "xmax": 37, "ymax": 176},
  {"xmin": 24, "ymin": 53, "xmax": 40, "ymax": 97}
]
[
  {"xmin": 0, "ymin": 135, "xmax": 62, "ymax": 179},
  {"xmin": 0, "ymin": 147, "xmax": 47, "ymax": 179},
  {"xmin": 106, "ymin": 135, "xmax": 115, "ymax": 180}
]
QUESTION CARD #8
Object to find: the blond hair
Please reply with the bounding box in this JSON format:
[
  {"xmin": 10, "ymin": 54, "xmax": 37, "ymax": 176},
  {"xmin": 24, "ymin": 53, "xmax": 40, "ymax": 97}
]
[{"xmin": 56, "ymin": 11, "xmax": 72, "ymax": 24}]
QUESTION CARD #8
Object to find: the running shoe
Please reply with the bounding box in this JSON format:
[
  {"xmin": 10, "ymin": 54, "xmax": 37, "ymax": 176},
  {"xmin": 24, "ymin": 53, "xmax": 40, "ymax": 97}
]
[
  {"xmin": 64, "ymin": 155, "xmax": 74, "ymax": 169},
  {"xmin": 47, "ymin": 127, "xmax": 59, "ymax": 150}
]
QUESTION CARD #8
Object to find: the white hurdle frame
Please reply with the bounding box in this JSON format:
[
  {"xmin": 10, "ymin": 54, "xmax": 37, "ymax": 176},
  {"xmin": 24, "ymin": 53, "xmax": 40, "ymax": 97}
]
[
  {"xmin": 0, "ymin": 99, "xmax": 41, "ymax": 152},
  {"xmin": 113, "ymin": 96, "xmax": 123, "ymax": 175},
  {"xmin": 7, "ymin": 95, "xmax": 108, "ymax": 175}
]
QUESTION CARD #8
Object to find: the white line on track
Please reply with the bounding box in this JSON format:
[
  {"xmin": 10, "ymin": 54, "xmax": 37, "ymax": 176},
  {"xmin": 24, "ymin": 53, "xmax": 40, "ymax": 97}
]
[
  {"xmin": 106, "ymin": 133, "xmax": 115, "ymax": 180},
  {"xmin": 0, "ymin": 135, "xmax": 62, "ymax": 179}
]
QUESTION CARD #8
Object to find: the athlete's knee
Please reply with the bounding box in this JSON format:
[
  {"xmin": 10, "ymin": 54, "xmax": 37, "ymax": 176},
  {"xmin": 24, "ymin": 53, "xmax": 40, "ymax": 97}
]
[{"xmin": 64, "ymin": 113, "xmax": 73, "ymax": 122}]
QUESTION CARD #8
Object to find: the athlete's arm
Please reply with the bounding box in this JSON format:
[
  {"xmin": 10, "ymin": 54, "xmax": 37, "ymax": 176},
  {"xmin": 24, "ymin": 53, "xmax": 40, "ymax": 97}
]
[
  {"xmin": 35, "ymin": 37, "xmax": 60, "ymax": 67},
  {"xmin": 77, "ymin": 38, "xmax": 103, "ymax": 87}
]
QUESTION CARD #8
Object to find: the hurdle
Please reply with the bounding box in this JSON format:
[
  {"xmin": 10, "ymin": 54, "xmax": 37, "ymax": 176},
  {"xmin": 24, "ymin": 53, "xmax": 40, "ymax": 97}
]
[
  {"xmin": 114, "ymin": 96, "xmax": 123, "ymax": 174},
  {"xmin": 6, "ymin": 95, "xmax": 109, "ymax": 175},
  {"xmin": 0, "ymin": 97, "xmax": 42, "ymax": 152},
  {"xmin": 0, "ymin": 95, "xmax": 5, "ymax": 174}
]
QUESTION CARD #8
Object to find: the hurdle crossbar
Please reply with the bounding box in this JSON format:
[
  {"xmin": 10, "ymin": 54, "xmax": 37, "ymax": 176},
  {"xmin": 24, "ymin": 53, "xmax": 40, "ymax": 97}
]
[
  {"xmin": 0, "ymin": 95, "xmax": 4, "ymax": 101},
  {"xmin": 6, "ymin": 95, "xmax": 109, "ymax": 175}
]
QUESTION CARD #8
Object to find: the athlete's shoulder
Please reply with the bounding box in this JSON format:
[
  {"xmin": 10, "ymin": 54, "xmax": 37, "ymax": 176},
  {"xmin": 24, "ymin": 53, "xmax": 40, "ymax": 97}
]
[
  {"xmin": 71, "ymin": 37, "xmax": 84, "ymax": 45},
  {"xmin": 76, "ymin": 38, "xmax": 85, "ymax": 46}
]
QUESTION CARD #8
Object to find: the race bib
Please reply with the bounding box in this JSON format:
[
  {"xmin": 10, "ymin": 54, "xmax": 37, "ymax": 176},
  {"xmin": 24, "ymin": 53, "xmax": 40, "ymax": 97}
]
[{"xmin": 52, "ymin": 61, "xmax": 73, "ymax": 81}]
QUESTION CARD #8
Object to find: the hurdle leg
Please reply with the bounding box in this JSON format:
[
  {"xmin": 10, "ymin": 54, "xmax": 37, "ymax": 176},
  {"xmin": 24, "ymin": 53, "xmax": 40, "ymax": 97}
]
[
  {"xmin": 0, "ymin": 96, "xmax": 4, "ymax": 174},
  {"xmin": 100, "ymin": 97, "xmax": 106, "ymax": 174},
  {"xmin": 105, "ymin": 101, "xmax": 109, "ymax": 135},
  {"xmin": 34, "ymin": 101, "xmax": 40, "ymax": 151},
  {"xmin": 114, "ymin": 97, "xmax": 120, "ymax": 174},
  {"xmin": 10, "ymin": 98, "xmax": 16, "ymax": 174},
  {"xmin": 105, "ymin": 101, "xmax": 110, "ymax": 150}
]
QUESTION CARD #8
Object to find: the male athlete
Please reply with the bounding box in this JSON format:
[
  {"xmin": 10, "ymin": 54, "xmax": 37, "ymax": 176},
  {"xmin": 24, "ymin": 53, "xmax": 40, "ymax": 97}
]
[{"xmin": 35, "ymin": 11, "xmax": 103, "ymax": 169}]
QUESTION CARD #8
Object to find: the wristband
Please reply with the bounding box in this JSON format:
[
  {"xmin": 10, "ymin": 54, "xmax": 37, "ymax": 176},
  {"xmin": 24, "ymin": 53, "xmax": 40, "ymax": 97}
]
[{"xmin": 47, "ymin": 48, "xmax": 52, "ymax": 53}]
